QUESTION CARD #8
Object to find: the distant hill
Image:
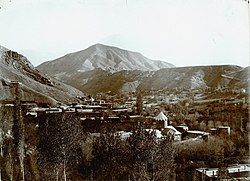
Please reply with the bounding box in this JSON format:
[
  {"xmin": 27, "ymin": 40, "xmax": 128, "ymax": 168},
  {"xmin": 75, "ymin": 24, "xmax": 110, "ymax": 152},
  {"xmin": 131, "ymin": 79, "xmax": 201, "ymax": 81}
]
[
  {"xmin": 37, "ymin": 43, "xmax": 174, "ymax": 76},
  {"xmin": 0, "ymin": 45, "xmax": 84, "ymax": 105},
  {"xmin": 36, "ymin": 44, "xmax": 248, "ymax": 95},
  {"xmin": 227, "ymin": 66, "xmax": 249, "ymax": 89},
  {"xmin": 138, "ymin": 65, "xmax": 244, "ymax": 91},
  {"xmin": 38, "ymin": 64, "xmax": 246, "ymax": 95}
]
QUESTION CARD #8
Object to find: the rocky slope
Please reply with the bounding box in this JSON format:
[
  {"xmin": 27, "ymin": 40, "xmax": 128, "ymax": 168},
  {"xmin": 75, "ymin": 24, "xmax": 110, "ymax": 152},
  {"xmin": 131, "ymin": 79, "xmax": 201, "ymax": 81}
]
[
  {"xmin": 227, "ymin": 66, "xmax": 249, "ymax": 89},
  {"xmin": 36, "ymin": 44, "xmax": 248, "ymax": 95},
  {"xmin": 0, "ymin": 45, "xmax": 84, "ymax": 105},
  {"xmin": 138, "ymin": 65, "xmax": 245, "ymax": 91},
  {"xmin": 37, "ymin": 43, "xmax": 174, "ymax": 76},
  {"xmin": 39, "ymin": 64, "xmax": 246, "ymax": 95}
]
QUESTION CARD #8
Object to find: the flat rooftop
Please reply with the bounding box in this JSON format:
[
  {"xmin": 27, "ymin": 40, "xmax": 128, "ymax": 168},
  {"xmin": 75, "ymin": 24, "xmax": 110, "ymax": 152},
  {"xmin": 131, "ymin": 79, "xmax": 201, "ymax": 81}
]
[{"xmin": 196, "ymin": 164, "xmax": 250, "ymax": 177}]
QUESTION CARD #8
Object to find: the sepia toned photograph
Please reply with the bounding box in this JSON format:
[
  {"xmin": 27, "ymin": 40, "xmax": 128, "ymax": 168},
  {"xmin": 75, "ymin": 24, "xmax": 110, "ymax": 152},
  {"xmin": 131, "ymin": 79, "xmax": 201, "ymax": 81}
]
[{"xmin": 0, "ymin": 0, "xmax": 249, "ymax": 180}]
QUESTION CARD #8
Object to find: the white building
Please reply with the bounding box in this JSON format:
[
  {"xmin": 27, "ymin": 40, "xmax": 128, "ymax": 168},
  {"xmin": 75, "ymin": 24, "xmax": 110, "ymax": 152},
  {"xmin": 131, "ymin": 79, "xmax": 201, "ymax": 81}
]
[
  {"xmin": 155, "ymin": 111, "xmax": 182, "ymax": 141},
  {"xmin": 155, "ymin": 111, "xmax": 168, "ymax": 128}
]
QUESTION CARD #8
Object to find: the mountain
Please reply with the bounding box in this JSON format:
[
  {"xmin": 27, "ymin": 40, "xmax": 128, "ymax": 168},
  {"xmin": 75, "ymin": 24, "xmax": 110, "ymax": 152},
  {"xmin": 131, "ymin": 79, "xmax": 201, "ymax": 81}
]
[
  {"xmin": 227, "ymin": 66, "xmax": 249, "ymax": 89},
  {"xmin": 38, "ymin": 61, "xmax": 246, "ymax": 95},
  {"xmin": 138, "ymin": 65, "xmax": 245, "ymax": 91},
  {"xmin": 37, "ymin": 43, "xmax": 174, "ymax": 77},
  {"xmin": 36, "ymin": 43, "xmax": 174, "ymax": 95},
  {"xmin": 0, "ymin": 45, "xmax": 84, "ymax": 105},
  {"xmin": 36, "ymin": 44, "xmax": 247, "ymax": 95},
  {"xmin": 80, "ymin": 65, "xmax": 246, "ymax": 95}
]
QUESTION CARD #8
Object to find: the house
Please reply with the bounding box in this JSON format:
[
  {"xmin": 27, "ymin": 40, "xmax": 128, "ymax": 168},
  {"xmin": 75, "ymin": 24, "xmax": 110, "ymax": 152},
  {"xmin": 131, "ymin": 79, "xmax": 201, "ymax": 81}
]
[
  {"xmin": 145, "ymin": 129, "xmax": 163, "ymax": 139},
  {"xmin": 115, "ymin": 131, "xmax": 133, "ymax": 139},
  {"xmin": 183, "ymin": 130, "xmax": 210, "ymax": 140},
  {"xmin": 217, "ymin": 126, "xmax": 230, "ymax": 136},
  {"xmin": 194, "ymin": 164, "xmax": 250, "ymax": 181},
  {"xmin": 209, "ymin": 126, "xmax": 231, "ymax": 137},
  {"xmin": 177, "ymin": 125, "xmax": 189, "ymax": 132},
  {"xmin": 162, "ymin": 126, "xmax": 182, "ymax": 141}
]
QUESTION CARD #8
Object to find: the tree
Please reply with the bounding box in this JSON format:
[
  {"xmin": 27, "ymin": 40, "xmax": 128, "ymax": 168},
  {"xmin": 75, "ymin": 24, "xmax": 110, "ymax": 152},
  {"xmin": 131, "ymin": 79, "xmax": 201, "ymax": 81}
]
[
  {"xmin": 128, "ymin": 128, "xmax": 175, "ymax": 181},
  {"xmin": 91, "ymin": 132, "xmax": 130, "ymax": 180},
  {"xmin": 136, "ymin": 92, "xmax": 143, "ymax": 115},
  {"xmin": 88, "ymin": 128, "xmax": 175, "ymax": 181},
  {"xmin": 38, "ymin": 112, "xmax": 86, "ymax": 180}
]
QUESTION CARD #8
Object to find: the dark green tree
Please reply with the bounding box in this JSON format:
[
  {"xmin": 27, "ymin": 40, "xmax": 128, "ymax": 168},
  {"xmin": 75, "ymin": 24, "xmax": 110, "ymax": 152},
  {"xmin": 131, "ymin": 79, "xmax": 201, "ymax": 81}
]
[{"xmin": 136, "ymin": 92, "xmax": 143, "ymax": 115}]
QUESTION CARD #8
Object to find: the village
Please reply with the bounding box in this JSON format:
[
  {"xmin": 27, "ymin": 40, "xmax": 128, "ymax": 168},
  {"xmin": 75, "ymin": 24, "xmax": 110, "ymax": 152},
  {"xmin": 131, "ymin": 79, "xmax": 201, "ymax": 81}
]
[
  {"xmin": 0, "ymin": 80, "xmax": 249, "ymax": 180},
  {"xmin": 27, "ymin": 88, "xmax": 247, "ymax": 142},
  {"xmin": 1, "ymin": 0, "xmax": 249, "ymax": 180},
  {"xmin": 20, "ymin": 85, "xmax": 248, "ymax": 180}
]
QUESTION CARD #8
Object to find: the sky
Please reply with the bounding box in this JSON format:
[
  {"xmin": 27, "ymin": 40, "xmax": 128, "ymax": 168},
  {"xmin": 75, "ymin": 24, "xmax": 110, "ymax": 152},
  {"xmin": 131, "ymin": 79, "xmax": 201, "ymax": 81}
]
[{"xmin": 0, "ymin": 0, "xmax": 249, "ymax": 67}]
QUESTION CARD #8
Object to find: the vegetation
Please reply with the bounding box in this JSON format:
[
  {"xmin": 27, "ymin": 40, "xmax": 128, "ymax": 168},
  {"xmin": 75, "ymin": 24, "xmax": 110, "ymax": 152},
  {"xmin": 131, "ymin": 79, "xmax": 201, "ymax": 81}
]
[
  {"xmin": 0, "ymin": 94, "xmax": 248, "ymax": 180},
  {"xmin": 88, "ymin": 129, "xmax": 175, "ymax": 181}
]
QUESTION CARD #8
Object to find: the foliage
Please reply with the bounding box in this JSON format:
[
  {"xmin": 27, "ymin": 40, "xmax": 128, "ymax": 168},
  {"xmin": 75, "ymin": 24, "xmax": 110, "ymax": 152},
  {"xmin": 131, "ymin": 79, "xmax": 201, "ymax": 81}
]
[
  {"xmin": 136, "ymin": 92, "xmax": 143, "ymax": 115},
  {"xmin": 38, "ymin": 112, "xmax": 86, "ymax": 180},
  {"xmin": 89, "ymin": 128, "xmax": 175, "ymax": 181}
]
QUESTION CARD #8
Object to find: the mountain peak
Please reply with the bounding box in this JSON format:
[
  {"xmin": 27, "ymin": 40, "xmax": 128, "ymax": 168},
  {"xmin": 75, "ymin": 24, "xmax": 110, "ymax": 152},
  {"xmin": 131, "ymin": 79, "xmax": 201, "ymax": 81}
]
[
  {"xmin": 0, "ymin": 46, "xmax": 35, "ymax": 71},
  {"xmin": 93, "ymin": 43, "xmax": 105, "ymax": 47},
  {"xmin": 91, "ymin": 43, "xmax": 142, "ymax": 55},
  {"xmin": 0, "ymin": 45, "xmax": 8, "ymax": 51},
  {"xmin": 37, "ymin": 44, "xmax": 174, "ymax": 75},
  {"xmin": 87, "ymin": 43, "xmax": 125, "ymax": 54},
  {"xmin": 89, "ymin": 43, "xmax": 111, "ymax": 52},
  {"xmin": 0, "ymin": 45, "xmax": 8, "ymax": 59},
  {"xmin": 0, "ymin": 45, "xmax": 84, "ymax": 104}
]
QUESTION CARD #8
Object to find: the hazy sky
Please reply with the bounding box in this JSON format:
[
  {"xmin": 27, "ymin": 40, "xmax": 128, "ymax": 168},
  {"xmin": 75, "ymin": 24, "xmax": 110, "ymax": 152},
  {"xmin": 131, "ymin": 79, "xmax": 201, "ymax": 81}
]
[{"xmin": 0, "ymin": 0, "xmax": 249, "ymax": 67}]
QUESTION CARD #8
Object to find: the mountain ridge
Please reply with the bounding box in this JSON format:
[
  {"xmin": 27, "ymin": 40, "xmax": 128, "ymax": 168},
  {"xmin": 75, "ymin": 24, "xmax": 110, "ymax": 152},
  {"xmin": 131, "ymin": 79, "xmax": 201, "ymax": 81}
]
[
  {"xmin": 0, "ymin": 45, "xmax": 84, "ymax": 105},
  {"xmin": 39, "ymin": 63, "xmax": 246, "ymax": 96},
  {"xmin": 37, "ymin": 43, "xmax": 174, "ymax": 75},
  {"xmin": 3, "ymin": 44, "xmax": 247, "ymax": 97},
  {"xmin": 36, "ymin": 44, "xmax": 248, "ymax": 95}
]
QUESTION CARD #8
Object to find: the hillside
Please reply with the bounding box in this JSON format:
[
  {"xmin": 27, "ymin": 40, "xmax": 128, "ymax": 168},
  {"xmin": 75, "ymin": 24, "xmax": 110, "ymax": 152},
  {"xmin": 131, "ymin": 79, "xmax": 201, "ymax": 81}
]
[
  {"xmin": 41, "ymin": 64, "xmax": 245, "ymax": 95},
  {"xmin": 227, "ymin": 66, "xmax": 249, "ymax": 89},
  {"xmin": 138, "ymin": 65, "xmax": 244, "ymax": 91},
  {"xmin": 36, "ymin": 44, "xmax": 248, "ymax": 95},
  {"xmin": 37, "ymin": 43, "xmax": 174, "ymax": 76},
  {"xmin": 0, "ymin": 45, "xmax": 84, "ymax": 105}
]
